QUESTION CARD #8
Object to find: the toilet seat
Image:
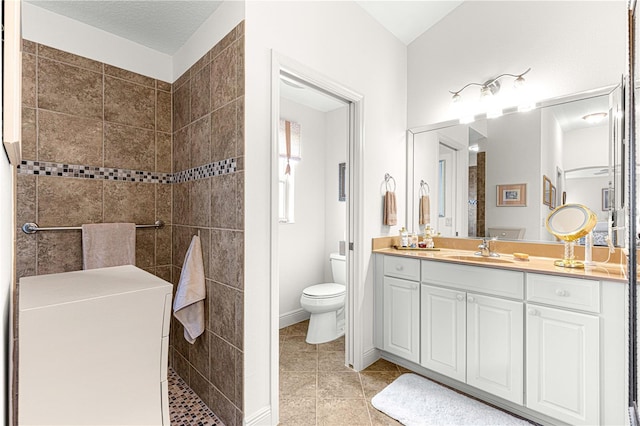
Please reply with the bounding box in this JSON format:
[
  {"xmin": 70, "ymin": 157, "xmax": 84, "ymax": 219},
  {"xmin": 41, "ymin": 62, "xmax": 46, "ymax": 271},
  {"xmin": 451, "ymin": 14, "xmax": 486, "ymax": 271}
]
[{"xmin": 302, "ymin": 283, "xmax": 345, "ymax": 299}]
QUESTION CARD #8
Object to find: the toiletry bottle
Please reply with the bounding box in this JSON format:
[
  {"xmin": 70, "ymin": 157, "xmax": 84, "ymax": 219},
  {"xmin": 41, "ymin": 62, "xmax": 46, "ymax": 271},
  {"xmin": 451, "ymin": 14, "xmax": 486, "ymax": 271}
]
[
  {"xmin": 400, "ymin": 227, "xmax": 409, "ymax": 248},
  {"xmin": 410, "ymin": 233, "xmax": 418, "ymax": 248},
  {"xmin": 424, "ymin": 225, "xmax": 434, "ymax": 249}
]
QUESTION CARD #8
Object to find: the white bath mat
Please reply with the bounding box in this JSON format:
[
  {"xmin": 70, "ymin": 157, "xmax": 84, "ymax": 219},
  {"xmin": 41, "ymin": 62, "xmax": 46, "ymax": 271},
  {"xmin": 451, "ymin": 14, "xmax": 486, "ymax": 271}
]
[{"xmin": 371, "ymin": 373, "xmax": 532, "ymax": 426}]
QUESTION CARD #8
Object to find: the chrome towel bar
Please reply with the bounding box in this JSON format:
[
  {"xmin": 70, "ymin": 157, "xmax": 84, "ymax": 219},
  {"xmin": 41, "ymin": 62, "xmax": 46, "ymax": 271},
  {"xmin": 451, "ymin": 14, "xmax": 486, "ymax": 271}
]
[{"xmin": 21, "ymin": 220, "xmax": 164, "ymax": 234}]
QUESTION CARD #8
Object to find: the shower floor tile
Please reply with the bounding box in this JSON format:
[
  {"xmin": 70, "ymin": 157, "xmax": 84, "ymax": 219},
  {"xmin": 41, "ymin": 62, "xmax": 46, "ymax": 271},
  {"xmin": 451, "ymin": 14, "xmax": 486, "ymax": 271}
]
[{"xmin": 169, "ymin": 368, "xmax": 224, "ymax": 426}]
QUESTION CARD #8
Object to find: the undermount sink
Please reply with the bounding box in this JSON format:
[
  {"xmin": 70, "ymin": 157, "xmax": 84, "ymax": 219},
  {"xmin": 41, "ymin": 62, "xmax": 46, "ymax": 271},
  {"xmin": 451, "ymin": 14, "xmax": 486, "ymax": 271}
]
[{"xmin": 444, "ymin": 254, "xmax": 514, "ymax": 264}]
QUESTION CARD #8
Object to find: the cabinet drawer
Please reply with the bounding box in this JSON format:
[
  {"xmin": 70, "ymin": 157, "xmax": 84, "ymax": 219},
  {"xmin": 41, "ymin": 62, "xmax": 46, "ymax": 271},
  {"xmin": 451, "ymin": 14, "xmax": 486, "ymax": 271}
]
[
  {"xmin": 384, "ymin": 256, "xmax": 420, "ymax": 281},
  {"xmin": 421, "ymin": 260, "xmax": 523, "ymax": 299},
  {"xmin": 526, "ymin": 273, "xmax": 600, "ymax": 313}
]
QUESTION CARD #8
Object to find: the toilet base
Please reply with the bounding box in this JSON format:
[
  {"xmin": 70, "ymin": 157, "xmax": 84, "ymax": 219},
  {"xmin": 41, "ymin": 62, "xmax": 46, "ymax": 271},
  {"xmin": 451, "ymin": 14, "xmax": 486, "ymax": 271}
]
[{"xmin": 305, "ymin": 309, "xmax": 345, "ymax": 344}]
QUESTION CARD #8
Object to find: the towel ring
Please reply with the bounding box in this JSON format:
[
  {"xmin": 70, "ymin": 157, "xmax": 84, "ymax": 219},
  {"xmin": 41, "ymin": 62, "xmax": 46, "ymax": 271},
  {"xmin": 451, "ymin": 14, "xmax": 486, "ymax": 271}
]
[
  {"xmin": 384, "ymin": 173, "xmax": 396, "ymax": 192},
  {"xmin": 420, "ymin": 180, "xmax": 430, "ymax": 196}
]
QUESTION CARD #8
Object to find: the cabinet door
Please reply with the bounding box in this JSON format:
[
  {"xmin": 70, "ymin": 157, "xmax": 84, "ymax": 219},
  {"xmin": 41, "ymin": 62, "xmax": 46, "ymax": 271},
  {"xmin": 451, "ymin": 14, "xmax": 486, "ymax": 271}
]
[
  {"xmin": 467, "ymin": 293, "xmax": 523, "ymax": 404},
  {"xmin": 420, "ymin": 284, "xmax": 466, "ymax": 382},
  {"xmin": 526, "ymin": 305, "xmax": 599, "ymax": 425},
  {"xmin": 383, "ymin": 276, "xmax": 419, "ymax": 362}
]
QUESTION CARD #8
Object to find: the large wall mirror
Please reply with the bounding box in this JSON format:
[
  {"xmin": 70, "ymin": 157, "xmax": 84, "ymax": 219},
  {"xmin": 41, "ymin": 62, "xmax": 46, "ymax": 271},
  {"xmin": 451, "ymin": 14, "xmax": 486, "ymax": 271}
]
[{"xmin": 406, "ymin": 85, "xmax": 625, "ymax": 246}]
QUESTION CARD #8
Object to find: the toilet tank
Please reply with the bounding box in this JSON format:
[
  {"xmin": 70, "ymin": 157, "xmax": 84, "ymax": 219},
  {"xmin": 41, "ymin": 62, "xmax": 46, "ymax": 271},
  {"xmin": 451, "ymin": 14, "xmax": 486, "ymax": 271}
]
[{"xmin": 329, "ymin": 253, "xmax": 346, "ymax": 284}]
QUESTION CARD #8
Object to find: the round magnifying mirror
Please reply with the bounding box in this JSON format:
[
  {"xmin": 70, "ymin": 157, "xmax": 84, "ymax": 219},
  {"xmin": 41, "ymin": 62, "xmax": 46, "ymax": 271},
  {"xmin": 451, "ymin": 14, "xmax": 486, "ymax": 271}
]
[{"xmin": 545, "ymin": 203, "xmax": 597, "ymax": 268}]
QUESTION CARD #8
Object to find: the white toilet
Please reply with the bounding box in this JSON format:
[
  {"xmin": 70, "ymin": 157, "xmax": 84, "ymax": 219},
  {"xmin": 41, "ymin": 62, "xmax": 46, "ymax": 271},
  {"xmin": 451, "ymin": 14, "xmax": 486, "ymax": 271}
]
[{"xmin": 300, "ymin": 253, "xmax": 346, "ymax": 344}]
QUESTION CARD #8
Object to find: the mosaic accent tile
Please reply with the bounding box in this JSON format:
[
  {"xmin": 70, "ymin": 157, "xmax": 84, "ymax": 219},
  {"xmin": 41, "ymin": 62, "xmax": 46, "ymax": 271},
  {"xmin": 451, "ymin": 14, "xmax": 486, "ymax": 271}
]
[
  {"xmin": 173, "ymin": 159, "xmax": 237, "ymax": 184},
  {"xmin": 169, "ymin": 368, "xmax": 223, "ymax": 426},
  {"xmin": 18, "ymin": 158, "xmax": 237, "ymax": 185}
]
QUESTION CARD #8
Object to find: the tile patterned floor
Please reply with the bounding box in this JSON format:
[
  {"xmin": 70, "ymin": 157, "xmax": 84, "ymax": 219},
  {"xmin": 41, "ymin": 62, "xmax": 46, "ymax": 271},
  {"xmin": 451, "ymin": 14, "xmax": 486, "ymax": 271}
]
[
  {"xmin": 169, "ymin": 368, "xmax": 224, "ymax": 426},
  {"xmin": 279, "ymin": 320, "xmax": 403, "ymax": 425}
]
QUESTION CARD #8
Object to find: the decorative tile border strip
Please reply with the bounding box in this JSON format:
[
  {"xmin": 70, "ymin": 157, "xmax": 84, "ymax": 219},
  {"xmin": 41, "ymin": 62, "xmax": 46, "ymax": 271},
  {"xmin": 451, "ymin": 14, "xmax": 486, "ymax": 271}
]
[
  {"xmin": 17, "ymin": 158, "xmax": 237, "ymax": 184},
  {"xmin": 172, "ymin": 158, "xmax": 236, "ymax": 184}
]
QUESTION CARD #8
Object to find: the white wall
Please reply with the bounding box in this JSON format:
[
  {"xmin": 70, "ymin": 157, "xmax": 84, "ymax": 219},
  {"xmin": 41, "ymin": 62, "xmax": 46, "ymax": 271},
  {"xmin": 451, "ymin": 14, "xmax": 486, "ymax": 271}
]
[
  {"xmin": 278, "ymin": 98, "xmax": 327, "ymax": 320},
  {"xmin": 244, "ymin": 1, "xmax": 407, "ymax": 422},
  {"xmin": 563, "ymin": 124, "xmax": 609, "ymax": 171},
  {"xmin": 0, "ymin": 146, "xmax": 11, "ymax": 426},
  {"xmin": 408, "ymin": 1, "xmax": 627, "ymax": 127},
  {"xmin": 324, "ymin": 106, "xmax": 348, "ymax": 279},
  {"xmin": 539, "ymin": 109, "xmax": 564, "ymax": 241},
  {"xmin": 565, "ymin": 176, "xmax": 611, "ymax": 222}
]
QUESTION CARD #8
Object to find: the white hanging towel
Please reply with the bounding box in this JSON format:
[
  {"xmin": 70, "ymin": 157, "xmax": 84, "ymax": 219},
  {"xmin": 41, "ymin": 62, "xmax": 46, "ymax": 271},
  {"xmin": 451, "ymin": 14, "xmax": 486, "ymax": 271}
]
[{"xmin": 173, "ymin": 235, "xmax": 206, "ymax": 344}]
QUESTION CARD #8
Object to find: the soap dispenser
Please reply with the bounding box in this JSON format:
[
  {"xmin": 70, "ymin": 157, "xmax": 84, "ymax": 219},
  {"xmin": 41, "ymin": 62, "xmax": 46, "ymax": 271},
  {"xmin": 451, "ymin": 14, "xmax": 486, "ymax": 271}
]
[{"xmin": 400, "ymin": 227, "xmax": 409, "ymax": 247}]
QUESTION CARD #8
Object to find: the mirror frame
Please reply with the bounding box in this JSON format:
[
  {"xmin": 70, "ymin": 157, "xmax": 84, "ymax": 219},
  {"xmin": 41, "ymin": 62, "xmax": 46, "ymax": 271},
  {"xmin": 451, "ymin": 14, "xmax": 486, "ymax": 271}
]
[{"xmin": 406, "ymin": 84, "xmax": 624, "ymax": 244}]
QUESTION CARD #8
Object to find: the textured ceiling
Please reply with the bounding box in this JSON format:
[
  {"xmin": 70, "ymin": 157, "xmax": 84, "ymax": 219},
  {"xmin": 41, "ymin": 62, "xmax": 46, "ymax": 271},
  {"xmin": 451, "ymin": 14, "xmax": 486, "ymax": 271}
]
[{"xmin": 24, "ymin": 0, "xmax": 223, "ymax": 55}]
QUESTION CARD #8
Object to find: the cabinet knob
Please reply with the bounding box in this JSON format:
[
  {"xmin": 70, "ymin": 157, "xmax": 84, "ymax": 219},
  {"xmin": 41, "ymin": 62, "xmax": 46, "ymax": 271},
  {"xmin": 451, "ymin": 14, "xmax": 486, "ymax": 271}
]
[
  {"xmin": 467, "ymin": 296, "xmax": 475, "ymax": 303},
  {"xmin": 395, "ymin": 264, "xmax": 404, "ymax": 271},
  {"xmin": 528, "ymin": 308, "xmax": 538, "ymax": 316},
  {"xmin": 555, "ymin": 289, "xmax": 568, "ymax": 297},
  {"xmin": 456, "ymin": 294, "xmax": 464, "ymax": 302}
]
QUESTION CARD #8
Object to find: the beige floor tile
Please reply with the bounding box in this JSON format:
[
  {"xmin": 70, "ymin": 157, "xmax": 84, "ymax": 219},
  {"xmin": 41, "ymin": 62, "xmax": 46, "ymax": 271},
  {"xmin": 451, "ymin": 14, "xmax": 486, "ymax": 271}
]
[
  {"xmin": 361, "ymin": 358, "xmax": 399, "ymax": 373},
  {"xmin": 280, "ymin": 371, "xmax": 317, "ymax": 398},
  {"xmin": 318, "ymin": 335, "xmax": 345, "ymax": 352},
  {"xmin": 279, "ymin": 397, "xmax": 317, "ymax": 425},
  {"xmin": 280, "ymin": 350, "xmax": 318, "ymax": 372},
  {"xmin": 318, "ymin": 351, "xmax": 352, "ymax": 373},
  {"xmin": 367, "ymin": 402, "xmax": 402, "ymax": 426},
  {"xmin": 317, "ymin": 398, "xmax": 371, "ymax": 425},
  {"xmin": 282, "ymin": 335, "xmax": 318, "ymax": 353},
  {"xmin": 285, "ymin": 320, "xmax": 310, "ymax": 337},
  {"xmin": 317, "ymin": 371, "xmax": 364, "ymax": 399},
  {"xmin": 359, "ymin": 371, "xmax": 401, "ymax": 399}
]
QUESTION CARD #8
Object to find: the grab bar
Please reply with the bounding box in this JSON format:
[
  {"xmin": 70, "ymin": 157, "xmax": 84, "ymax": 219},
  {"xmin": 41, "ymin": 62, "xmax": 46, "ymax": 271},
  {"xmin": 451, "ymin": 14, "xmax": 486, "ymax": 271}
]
[{"xmin": 22, "ymin": 220, "xmax": 164, "ymax": 234}]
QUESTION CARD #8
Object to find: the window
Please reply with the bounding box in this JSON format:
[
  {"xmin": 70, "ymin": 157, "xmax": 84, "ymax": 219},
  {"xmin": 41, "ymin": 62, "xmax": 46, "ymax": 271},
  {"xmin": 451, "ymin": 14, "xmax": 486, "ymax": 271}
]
[{"xmin": 278, "ymin": 119, "xmax": 301, "ymax": 223}]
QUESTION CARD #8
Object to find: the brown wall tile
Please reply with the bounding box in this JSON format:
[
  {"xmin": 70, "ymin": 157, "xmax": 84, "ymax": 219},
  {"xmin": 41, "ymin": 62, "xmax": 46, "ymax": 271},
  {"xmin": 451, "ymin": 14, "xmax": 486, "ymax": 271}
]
[
  {"xmin": 104, "ymin": 76, "xmax": 155, "ymax": 129},
  {"xmin": 21, "ymin": 107, "xmax": 37, "ymax": 160},
  {"xmin": 104, "ymin": 122, "xmax": 155, "ymax": 171},
  {"xmin": 136, "ymin": 228, "xmax": 156, "ymax": 268},
  {"xmin": 173, "ymin": 182, "xmax": 191, "ymax": 226},
  {"xmin": 209, "ymin": 386, "xmax": 237, "ymax": 426},
  {"xmin": 173, "ymin": 69, "xmax": 191, "ymax": 92},
  {"xmin": 22, "ymin": 40, "xmax": 36, "ymax": 54},
  {"xmin": 156, "ymin": 132, "xmax": 172, "ymax": 173},
  {"xmin": 38, "ymin": 45, "xmax": 102, "ymax": 72},
  {"xmin": 236, "ymin": 97, "xmax": 244, "ymax": 157},
  {"xmin": 211, "ymin": 101, "xmax": 237, "ymax": 162},
  {"xmin": 209, "ymin": 334, "xmax": 236, "ymax": 401},
  {"xmin": 38, "ymin": 58, "xmax": 103, "ymax": 119},
  {"xmin": 236, "ymin": 172, "xmax": 244, "ymax": 229},
  {"xmin": 16, "ymin": 175, "xmax": 36, "ymax": 228},
  {"xmin": 173, "ymin": 83, "xmax": 191, "ymax": 132},
  {"xmin": 157, "ymin": 183, "xmax": 172, "ymax": 224},
  {"xmin": 38, "ymin": 110, "xmax": 103, "ymax": 165},
  {"xmin": 235, "ymin": 289, "xmax": 244, "ymax": 350},
  {"xmin": 173, "ymin": 126, "xmax": 190, "ymax": 173},
  {"xmin": 157, "ymin": 80, "xmax": 172, "ymax": 92},
  {"xmin": 190, "ymin": 115, "xmax": 211, "ymax": 168},
  {"xmin": 156, "ymin": 225, "xmax": 172, "ymax": 265},
  {"xmin": 103, "ymin": 181, "xmax": 155, "ymax": 224},
  {"xmin": 210, "ymin": 281, "xmax": 236, "ymax": 345},
  {"xmin": 211, "ymin": 44, "xmax": 237, "ymax": 110},
  {"xmin": 22, "ymin": 53, "xmax": 36, "ymax": 108},
  {"xmin": 37, "ymin": 231, "xmax": 83, "ymax": 275},
  {"xmin": 210, "ymin": 229, "xmax": 242, "ymax": 289},
  {"xmin": 104, "ymin": 64, "xmax": 155, "ymax": 88},
  {"xmin": 237, "ymin": 38, "xmax": 245, "ymax": 97},
  {"xmin": 191, "ymin": 178, "xmax": 211, "ymax": 227},
  {"xmin": 155, "ymin": 266, "xmax": 172, "ymax": 282},
  {"xmin": 234, "ymin": 348, "xmax": 243, "ymax": 409},
  {"xmin": 191, "ymin": 64, "xmax": 211, "ymax": 122},
  {"xmin": 157, "ymin": 90, "xmax": 172, "ymax": 134},
  {"xmin": 37, "ymin": 177, "xmax": 103, "ymax": 226},
  {"xmin": 16, "ymin": 232, "xmax": 36, "ymax": 279},
  {"xmin": 211, "ymin": 30, "xmax": 237, "ymax": 60},
  {"xmin": 211, "ymin": 173, "xmax": 237, "ymax": 229},
  {"xmin": 172, "ymin": 225, "xmax": 192, "ymax": 267},
  {"xmin": 189, "ymin": 328, "xmax": 210, "ymax": 379},
  {"xmin": 189, "ymin": 365, "xmax": 211, "ymax": 405}
]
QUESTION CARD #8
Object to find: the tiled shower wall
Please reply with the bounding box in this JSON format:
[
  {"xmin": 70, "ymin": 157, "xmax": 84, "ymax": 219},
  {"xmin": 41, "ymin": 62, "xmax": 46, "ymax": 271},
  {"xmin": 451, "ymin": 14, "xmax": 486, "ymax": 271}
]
[
  {"xmin": 16, "ymin": 40, "xmax": 173, "ymax": 280},
  {"xmin": 169, "ymin": 23, "xmax": 245, "ymax": 426}
]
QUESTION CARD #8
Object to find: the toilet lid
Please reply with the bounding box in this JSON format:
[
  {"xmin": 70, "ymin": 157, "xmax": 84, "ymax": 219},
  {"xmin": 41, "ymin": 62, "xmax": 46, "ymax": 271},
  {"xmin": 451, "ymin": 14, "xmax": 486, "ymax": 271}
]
[{"xmin": 303, "ymin": 283, "xmax": 346, "ymax": 298}]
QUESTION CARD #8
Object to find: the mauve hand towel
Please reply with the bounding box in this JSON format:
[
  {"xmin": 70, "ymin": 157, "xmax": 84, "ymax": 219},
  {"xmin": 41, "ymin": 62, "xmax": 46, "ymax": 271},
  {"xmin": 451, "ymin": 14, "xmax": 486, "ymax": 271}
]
[
  {"xmin": 383, "ymin": 191, "xmax": 397, "ymax": 226},
  {"xmin": 173, "ymin": 235, "xmax": 206, "ymax": 344},
  {"xmin": 419, "ymin": 195, "xmax": 431, "ymax": 225},
  {"xmin": 81, "ymin": 223, "xmax": 136, "ymax": 270}
]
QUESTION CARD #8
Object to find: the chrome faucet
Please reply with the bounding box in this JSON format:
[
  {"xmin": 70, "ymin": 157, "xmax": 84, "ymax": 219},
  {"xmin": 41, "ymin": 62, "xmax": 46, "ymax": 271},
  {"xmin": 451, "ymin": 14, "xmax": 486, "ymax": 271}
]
[{"xmin": 475, "ymin": 237, "xmax": 499, "ymax": 257}]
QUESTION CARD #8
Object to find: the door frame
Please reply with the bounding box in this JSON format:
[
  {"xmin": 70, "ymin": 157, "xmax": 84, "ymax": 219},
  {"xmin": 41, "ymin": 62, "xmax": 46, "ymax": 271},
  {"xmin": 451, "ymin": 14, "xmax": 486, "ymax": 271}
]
[{"xmin": 269, "ymin": 51, "xmax": 365, "ymax": 424}]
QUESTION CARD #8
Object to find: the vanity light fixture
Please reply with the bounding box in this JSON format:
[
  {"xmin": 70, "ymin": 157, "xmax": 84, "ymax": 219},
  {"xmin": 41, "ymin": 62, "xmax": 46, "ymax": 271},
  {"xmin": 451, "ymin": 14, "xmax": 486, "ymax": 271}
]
[
  {"xmin": 582, "ymin": 112, "xmax": 608, "ymax": 124},
  {"xmin": 449, "ymin": 68, "xmax": 532, "ymax": 121}
]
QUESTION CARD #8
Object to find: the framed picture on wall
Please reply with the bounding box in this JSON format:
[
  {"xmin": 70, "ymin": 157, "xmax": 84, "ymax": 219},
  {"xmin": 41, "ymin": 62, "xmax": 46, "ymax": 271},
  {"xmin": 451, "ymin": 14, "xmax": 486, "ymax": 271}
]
[
  {"xmin": 542, "ymin": 175, "xmax": 552, "ymax": 206},
  {"xmin": 550, "ymin": 185, "xmax": 556, "ymax": 209},
  {"xmin": 497, "ymin": 183, "xmax": 527, "ymax": 207},
  {"xmin": 338, "ymin": 163, "xmax": 346, "ymax": 202}
]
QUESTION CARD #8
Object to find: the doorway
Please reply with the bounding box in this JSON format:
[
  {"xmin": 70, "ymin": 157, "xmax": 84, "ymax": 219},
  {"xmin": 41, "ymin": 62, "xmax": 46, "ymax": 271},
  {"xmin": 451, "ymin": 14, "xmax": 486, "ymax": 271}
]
[{"xmin": 270, "ymin": 53, "xmax": 364, "ymax": 424}]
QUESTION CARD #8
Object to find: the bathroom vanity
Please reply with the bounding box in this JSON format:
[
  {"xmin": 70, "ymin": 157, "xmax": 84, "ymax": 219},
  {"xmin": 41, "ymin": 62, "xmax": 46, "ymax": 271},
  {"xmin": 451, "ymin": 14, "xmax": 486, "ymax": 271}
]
[{"xmin": 373, "ymin": 243, "xmax": 627, "ymax": 425}]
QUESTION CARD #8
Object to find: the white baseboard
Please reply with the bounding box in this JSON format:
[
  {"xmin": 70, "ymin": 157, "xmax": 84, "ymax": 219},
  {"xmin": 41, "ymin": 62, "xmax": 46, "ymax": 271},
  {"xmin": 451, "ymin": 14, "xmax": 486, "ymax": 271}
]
[
  {"xmin": 362, "ymin": 347, "xmax": 380, "ymax": 370},
  {"xmin": 244, "ymin": 406, "xmax": 272, "ymax": 425},
  {"xmin": 279, "ymin": 308, "xmax": 310, "ymax": 329}
]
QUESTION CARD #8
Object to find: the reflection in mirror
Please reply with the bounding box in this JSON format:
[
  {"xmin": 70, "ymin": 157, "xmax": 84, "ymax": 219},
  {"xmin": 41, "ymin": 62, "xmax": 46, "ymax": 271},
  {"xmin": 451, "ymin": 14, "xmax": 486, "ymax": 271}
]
[
  {"xmin": 545, "ymin": 203, "xmax": 597, "ymax": 268},
  {"xmin": 407, "ymin": 85, "xmax": 624, "ymax": 246}
]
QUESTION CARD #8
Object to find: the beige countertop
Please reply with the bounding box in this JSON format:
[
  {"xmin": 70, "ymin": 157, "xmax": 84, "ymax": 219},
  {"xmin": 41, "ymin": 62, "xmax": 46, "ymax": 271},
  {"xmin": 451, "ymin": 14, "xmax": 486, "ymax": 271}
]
[{"xmin": 372, "ymin": 237, "xmax": 628, "ymax": 283}]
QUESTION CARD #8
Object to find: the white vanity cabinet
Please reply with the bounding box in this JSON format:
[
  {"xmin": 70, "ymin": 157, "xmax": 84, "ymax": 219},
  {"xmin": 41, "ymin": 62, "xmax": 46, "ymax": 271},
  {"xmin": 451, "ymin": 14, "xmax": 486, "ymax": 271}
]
[
  {"xmin": 420, "ymin": 261, "xmax": 524, "ymax": 405},
  {"xmin": 381, "ymin": 256, "xmax": 420, "ymax": 363},
  {"xmin": 374, "ymin": 253, "xmax": 627, "ymax": 426},
  {"xmin": 525, "ymin": 273, "xmax": 602, "ymax": 425}
]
